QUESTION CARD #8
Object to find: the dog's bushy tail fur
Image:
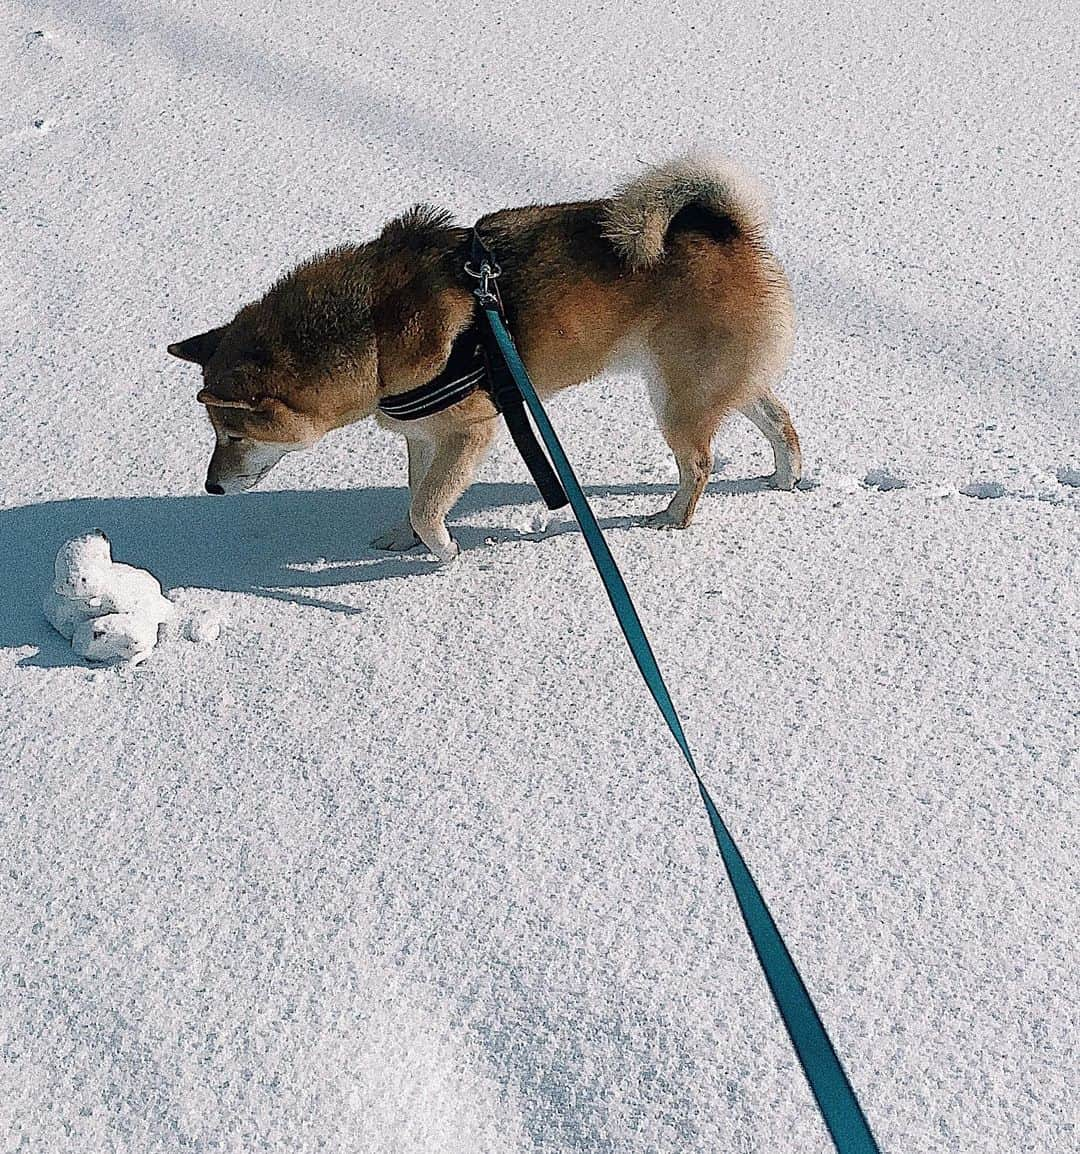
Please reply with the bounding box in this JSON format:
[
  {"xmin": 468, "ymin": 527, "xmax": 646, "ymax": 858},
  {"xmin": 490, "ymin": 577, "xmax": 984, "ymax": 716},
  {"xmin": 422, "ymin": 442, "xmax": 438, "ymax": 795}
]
[{"xmin": 601, "ymin": 155, "xmax": 769, "ymax": 270}]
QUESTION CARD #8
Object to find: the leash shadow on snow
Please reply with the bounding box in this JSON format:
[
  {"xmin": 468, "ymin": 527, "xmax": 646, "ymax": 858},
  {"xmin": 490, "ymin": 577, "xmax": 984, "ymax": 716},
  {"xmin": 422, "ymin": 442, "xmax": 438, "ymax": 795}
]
[{"xmin": 0, "ymin": 477, "xmax": 782, "ymax": 665}]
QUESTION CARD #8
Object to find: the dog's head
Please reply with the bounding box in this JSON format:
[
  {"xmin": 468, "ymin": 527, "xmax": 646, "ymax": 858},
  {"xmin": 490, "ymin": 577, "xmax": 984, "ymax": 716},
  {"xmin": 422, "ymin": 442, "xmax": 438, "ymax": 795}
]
[
  {"xmin": 168, "ymin": 325, "xmax": 311, "ymax": 494},
  {"xmin": 169, "ymin": 209, "xmax": 474, "ymax": 495},
  {"xmin": 168, "ymin": 248, "xmax": 381, "ymax": 494}
]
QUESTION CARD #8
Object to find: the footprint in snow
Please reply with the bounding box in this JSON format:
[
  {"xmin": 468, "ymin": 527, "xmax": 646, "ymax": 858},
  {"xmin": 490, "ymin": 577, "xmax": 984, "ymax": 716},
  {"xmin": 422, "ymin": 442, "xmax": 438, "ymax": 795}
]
[
  {"xmin": 960, "ymin": 480, "xmax": 1007, "ymax": 500},
  {"xmin": 863, "ymin": 469, "xmax": 908, "ymax": 492},
  {"xmin": 1056, "ymin": 467, "xmax": 1080, "ymax": 488}
]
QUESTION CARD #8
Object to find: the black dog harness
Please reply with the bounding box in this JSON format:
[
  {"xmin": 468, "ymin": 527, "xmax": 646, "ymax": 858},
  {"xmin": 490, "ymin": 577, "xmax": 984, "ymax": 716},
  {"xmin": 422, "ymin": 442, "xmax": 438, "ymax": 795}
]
[
  {"xmin": 376, "ymin": 324, "xmax": 488, "ymax": 422},
  {"xmin": 377, "ymin": 230, "xmax": 568, "ymax": 510}
]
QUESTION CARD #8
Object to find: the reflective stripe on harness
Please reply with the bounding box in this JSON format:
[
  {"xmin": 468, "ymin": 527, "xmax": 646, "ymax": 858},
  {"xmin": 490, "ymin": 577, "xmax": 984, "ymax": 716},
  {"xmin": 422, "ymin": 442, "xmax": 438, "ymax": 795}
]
[{"xmin": 377, "ymin": 329, "xmax": 487, "ymax": 421}]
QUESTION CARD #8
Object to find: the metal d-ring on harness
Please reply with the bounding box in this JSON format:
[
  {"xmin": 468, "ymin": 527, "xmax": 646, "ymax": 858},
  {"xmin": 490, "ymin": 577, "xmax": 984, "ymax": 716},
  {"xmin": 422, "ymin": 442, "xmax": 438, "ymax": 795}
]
[
  {"xmin": 470, "ymin": 235, "xmax": 882, "ymax": 1153},
  {"xmin": 461, "ymin": 247, "xmax": 501, "ymax": 308}
]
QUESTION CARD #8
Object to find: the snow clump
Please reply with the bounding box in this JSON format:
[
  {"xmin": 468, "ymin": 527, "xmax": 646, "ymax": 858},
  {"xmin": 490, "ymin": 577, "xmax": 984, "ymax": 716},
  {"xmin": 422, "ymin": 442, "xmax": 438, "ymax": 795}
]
[{"xmin": 43, "ymin": 531, "xmax": 178, "ymax": 665}]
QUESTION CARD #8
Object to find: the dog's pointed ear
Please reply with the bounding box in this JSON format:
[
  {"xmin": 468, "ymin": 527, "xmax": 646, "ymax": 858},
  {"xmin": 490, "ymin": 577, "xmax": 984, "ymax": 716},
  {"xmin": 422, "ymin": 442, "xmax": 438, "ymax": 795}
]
[{"xmin": 168, "ymin": 325, "xmax": 228, "ymax": 365}]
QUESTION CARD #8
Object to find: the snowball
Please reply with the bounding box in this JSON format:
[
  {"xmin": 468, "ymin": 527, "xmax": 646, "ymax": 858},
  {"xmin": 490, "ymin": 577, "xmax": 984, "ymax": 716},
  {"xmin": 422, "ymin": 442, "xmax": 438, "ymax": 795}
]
[
  {"xmin": 52, "ymin": 530, "xmax": 112, "ymax": 595},
  {"xmin": 72, "ymin": 613, "xmax": 159, "ymax": 665},
  {"xmin": 42, "ymin": 587, "xmax": 102, "ymax": 641},
  {"xmin": 187, "ymin": 613, "xmax": 221, "ymax": 644}
]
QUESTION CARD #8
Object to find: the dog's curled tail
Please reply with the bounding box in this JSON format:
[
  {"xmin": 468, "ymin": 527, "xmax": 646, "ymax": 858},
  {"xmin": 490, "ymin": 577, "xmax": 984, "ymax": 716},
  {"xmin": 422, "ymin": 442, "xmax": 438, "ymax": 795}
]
[{"xmin": 601, "ymin": 154, "xmax": 770, "ymax": 270}]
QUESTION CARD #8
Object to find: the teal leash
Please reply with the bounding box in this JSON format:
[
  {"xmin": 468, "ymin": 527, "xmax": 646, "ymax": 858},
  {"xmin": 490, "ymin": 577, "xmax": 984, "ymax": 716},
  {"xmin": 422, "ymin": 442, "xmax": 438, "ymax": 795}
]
[{"xmin": 477, "ymin": 288, "xmax": 881, "ymax": 1153}]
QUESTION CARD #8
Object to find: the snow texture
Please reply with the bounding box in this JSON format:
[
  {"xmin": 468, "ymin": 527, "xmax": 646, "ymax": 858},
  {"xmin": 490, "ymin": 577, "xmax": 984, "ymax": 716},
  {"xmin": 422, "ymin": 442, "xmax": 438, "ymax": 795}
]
[{"xmin": 1, "ymin": 2, "xmax": 1077, "ymax": 1152}]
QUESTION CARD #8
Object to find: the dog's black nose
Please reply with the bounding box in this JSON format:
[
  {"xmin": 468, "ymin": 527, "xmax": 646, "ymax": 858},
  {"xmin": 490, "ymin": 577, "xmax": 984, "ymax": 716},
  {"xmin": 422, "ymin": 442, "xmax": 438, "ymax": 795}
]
[{"xmin": 205, "ymin": 481, "xmax": 225, "ymax": 495}]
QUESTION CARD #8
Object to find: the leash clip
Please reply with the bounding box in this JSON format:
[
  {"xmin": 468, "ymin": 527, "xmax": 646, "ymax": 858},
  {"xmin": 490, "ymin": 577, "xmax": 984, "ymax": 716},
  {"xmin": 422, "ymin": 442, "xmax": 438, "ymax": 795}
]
[{"xmin": 465, "ymin": 259, "xmax": 502, "ymax": 306}]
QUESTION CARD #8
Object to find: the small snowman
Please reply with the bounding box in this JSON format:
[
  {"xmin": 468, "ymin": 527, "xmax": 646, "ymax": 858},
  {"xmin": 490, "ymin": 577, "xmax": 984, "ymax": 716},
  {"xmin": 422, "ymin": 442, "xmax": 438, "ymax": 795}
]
[{"xmin": 43, "ymin": 531, "xmax": 177, "ymax": 665}]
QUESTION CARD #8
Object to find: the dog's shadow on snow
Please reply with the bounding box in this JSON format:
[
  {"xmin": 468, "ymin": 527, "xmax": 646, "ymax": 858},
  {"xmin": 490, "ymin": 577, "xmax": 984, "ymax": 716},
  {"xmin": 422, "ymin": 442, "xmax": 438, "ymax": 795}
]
[{"xmin": 0, "ymin": 477, "xmax": 778, "ymax": 665}]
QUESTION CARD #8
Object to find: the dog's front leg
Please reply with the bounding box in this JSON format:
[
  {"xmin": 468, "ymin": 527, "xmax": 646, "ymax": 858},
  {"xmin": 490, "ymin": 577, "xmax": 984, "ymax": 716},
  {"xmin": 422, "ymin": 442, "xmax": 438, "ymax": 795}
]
[
  {"xmin": 371, "ymin": 435, "xmax": 432, "ymax": 550},
  {"xmin": 409, "ymin": 423, "xmax": 494, "ymax": 563}
]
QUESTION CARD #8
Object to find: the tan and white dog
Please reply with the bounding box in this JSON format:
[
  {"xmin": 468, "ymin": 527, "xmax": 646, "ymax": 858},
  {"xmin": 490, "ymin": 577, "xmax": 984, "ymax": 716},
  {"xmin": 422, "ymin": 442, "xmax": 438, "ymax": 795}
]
[{"xmin": 168, "ymin": 156, "xmax": 800, "ymax": 562}]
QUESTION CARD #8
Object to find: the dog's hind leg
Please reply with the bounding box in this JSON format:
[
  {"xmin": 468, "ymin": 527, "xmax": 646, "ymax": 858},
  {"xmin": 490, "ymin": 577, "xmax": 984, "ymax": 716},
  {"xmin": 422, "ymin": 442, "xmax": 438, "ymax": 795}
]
[
  {"xmin": 371, "ymin": 436, "xmax": 432, "ymax": 550},
  {"xmin": 643, "ymin": 351, "xmax": 729, "ymax": 530},
  {"xmin": 409, "ymin": 423, "xmax": 495, "ymax": 562},
  {"xmin": 739, "ymin": 389, "xmax": 802, "ymax": 490}
]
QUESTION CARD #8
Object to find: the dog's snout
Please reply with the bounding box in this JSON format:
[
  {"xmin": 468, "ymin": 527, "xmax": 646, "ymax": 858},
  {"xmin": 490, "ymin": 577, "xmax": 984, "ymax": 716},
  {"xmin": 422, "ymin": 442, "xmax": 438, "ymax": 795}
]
[{"xmin": 205, "ymin": 481, "xmax": 225, "ymax": 495}]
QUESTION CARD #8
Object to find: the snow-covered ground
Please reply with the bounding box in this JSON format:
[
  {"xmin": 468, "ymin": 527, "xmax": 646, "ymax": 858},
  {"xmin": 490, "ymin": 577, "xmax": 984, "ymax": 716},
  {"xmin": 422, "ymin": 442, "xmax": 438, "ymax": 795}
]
[{"xmin": 2, "ymin": 2, "xmax": 1077, "ymax": 1150}]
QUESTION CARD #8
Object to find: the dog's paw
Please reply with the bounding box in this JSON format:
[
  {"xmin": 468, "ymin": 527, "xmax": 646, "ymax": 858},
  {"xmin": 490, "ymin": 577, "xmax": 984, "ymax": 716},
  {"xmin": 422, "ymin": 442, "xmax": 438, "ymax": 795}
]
[
  {"xmin": 411, "ymin": 521, "xmax": 460, "ymax": 564},
  {"xmin": 765, "ymin": 471, "xmax": 798, "ymax": 491},
  {"xmin": 370, "ymin": 523, "xmax": 421, "ymax": 551},
  {"xmin": 641, "ymin": 508, "xmax": 688, "ymax": 530},
  {"xmin": 432, "ymin": 538, "xmax": 460, "ymax": 565}
]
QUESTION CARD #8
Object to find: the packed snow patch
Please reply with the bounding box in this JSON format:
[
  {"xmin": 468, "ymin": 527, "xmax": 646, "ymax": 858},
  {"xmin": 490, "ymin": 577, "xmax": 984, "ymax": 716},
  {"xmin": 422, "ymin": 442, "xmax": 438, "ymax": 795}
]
[
  {"xmin": 186, "ymin": 612, "xmax": 223, "ymax": 644},
  {"xmin": 960, "ymin": 480, "xmax": 1008, "ymax": 500},
  {"xmin": 42, "ymin": 532, "xmax": 177, "ymax": 665}
]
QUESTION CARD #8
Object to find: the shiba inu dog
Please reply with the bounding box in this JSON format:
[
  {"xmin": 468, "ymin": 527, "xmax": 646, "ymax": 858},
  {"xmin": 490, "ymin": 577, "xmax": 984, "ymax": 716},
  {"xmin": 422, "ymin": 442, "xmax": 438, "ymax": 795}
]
[{"xmin": 168, "ymin": 156, "xmax": 800, "ymax": 562}]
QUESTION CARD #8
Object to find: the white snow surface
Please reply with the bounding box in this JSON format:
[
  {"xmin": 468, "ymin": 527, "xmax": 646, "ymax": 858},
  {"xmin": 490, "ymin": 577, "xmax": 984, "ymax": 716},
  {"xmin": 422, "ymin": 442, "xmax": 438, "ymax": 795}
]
[{"xmin": 2, "ymin": 3, "xmax": 1077, "ymax": 1152}]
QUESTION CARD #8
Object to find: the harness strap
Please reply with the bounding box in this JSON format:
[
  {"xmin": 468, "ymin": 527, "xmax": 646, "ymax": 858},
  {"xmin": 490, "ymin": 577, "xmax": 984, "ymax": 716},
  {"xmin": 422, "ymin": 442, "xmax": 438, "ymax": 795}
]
[
  {"xmin": 476, "ymin": 277, "xmax": 881, "ymax": 1154},
  {"xmin": 377, "ymin": 327, "xmax": 487, "ymax": 421},
  {"xmin": 375, "ymin": 232, "xmax": 568, "ymax": 511}
]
